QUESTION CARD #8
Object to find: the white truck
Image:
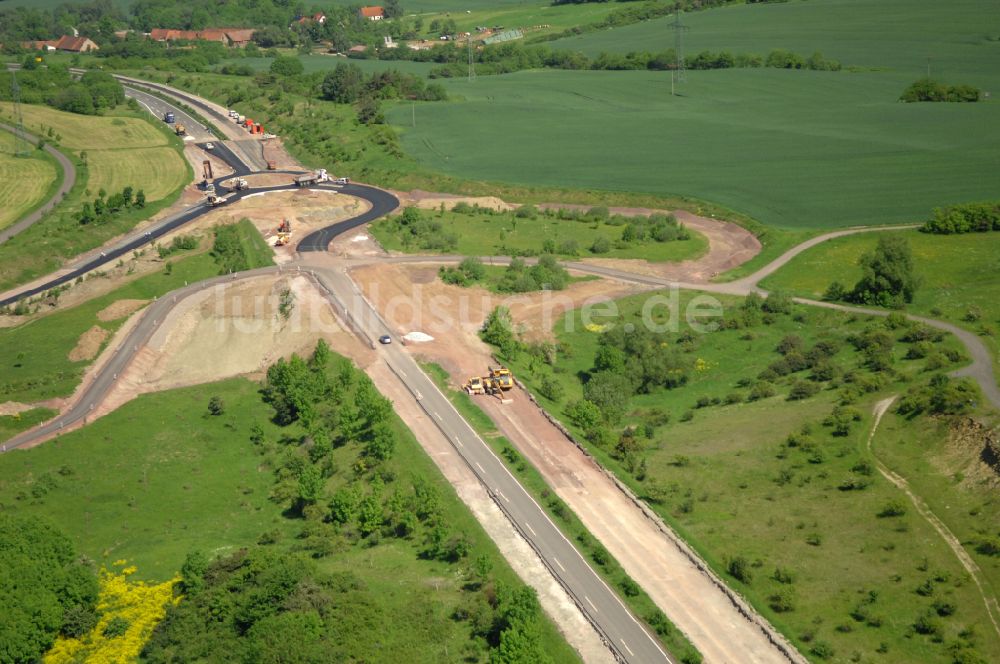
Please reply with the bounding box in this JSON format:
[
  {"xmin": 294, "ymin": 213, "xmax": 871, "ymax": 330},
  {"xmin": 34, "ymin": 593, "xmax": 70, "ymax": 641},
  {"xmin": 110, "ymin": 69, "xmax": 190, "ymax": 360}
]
[
  {"xmin": 231, "ymin": 178, "xmax": 250, "ymax": 191},
  {"xmin": 207, "ymin": 193, "xmax": 229, "ymax": 206},
  {"xmin": 294, "ymin": 169, "xmax": 329, "ymax": 187}
]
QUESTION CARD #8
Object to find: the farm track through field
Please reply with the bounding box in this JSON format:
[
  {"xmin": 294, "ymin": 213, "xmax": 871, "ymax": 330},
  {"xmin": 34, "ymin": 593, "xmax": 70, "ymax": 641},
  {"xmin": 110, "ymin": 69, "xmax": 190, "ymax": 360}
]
[
  {"xmin": 867, "ymin": 397, "xmax": 1000, "ymax": 641},
  {"xmin": 0, "ymin": 122, "xmax": 75, "ymax": 245}
]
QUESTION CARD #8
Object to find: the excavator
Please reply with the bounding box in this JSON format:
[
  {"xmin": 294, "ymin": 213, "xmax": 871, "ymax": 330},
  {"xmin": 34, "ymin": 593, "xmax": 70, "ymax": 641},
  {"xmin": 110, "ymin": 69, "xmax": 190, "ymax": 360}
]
[{"xmin": 463, "ymin": 366, "xmax": 515, "ymax": 397}]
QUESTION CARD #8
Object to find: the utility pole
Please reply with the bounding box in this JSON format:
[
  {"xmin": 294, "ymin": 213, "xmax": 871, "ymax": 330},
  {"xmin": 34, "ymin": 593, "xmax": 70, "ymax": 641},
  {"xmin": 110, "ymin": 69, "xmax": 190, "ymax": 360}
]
[
  {"xmin": 670, "ymin": 9, "xmax": 688, "ymax": 89},
  {"xmin": 10, "ymin": 70, "xmax": 30, "ymax": 157},
  {"xmin": 467, "ymin": 34, "xmax": 476, "ymax": 82}
]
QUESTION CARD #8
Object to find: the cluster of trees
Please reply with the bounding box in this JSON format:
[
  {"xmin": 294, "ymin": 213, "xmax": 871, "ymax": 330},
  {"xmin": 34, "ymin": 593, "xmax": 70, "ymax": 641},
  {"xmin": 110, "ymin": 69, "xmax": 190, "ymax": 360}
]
[
  {"xmin": 440, "ymin": 256, "xmax": 488, "ymax": 287},
  {"xmin": 0, "ymin": 514, "xmax": 99, "ymax": 663},
  {"xmin": 384, "ymin": 206, "xmax": 458, "ymax": 251},
  {"xmin": 896, "ymin": 373, "xmax": 978, "ymax": 416},
  {"xmin": 143, "ymin": 341, "xmax": 554, "ymax": 662},
  {"xmin": 900, "ymin": 77, "xmax": 980, "ymax": 103},
  {"xmin": 142, "ymin": 546, "xmax": 551, "ymax": 663},
  {"xmin": 77, "ymin": 185, "xmax": 145, "ymax": 225},
  {"xmin": 494, "ymin": 255, "xmax": 571, "ymax": 293},
  {"xmin": 0, "ymin": 0, "xmax": 123, "ymax": 45},
  {"xmin": 922, "ymin": 201, "xmax": 1000, "ymax": 234},
  {"xmin": 321, "ymin": 62, "xmax": 446, "ymax": 104},
  {"xmin": 573, "ymin": 325, "xmax": 690, "ymax": 429},
  {"xmin": 620, "ymin": 213, "xmax": 690, "ymax": 243},
  {"xmin": 824, "ymin": 236, "xmax": 920, "ymax": 308},
  {"xmin": 1, "ymin": 64, "xmax": 124, "ymax": 116},
  {"xmin": 209, "ymin": 221, "xmax": 257, "ymax": 273}
]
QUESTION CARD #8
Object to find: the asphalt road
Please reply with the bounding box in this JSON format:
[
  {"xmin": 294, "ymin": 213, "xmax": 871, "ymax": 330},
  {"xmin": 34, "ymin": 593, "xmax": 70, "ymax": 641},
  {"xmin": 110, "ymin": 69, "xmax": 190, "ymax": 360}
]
[
  {"xmin": 308, "ymin": 266, "xmax": 674, "ymax": 664},
  {"xmin": 0, "ymin": 122, "xmax": 76, "ymax": 245},
  {"xmin": 124, "ymin": 86, "xmax": 214, "ymax": 142}
]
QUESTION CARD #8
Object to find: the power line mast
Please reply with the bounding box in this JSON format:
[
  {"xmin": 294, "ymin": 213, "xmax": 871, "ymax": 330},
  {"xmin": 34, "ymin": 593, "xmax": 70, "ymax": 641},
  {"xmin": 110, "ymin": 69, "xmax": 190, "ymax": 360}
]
[
  {"xmin": 10, "ymin": 70, "xmax": 31, "ymax": 157},
  {"xmin": 668, "ymin": 9, "xmax": 688, "ymax": 94},
  {"xmin": 467, "ymin": 34, "xmax": 476, "ymax": 82}
]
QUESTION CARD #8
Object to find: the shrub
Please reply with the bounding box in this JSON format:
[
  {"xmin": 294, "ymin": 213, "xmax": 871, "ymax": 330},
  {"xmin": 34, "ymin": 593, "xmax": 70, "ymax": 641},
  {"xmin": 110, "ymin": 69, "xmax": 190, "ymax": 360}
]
[
  {"xmin": 590, "ymin": 237, "xmax": 611, "ymax": 254},
  {"xmin": 788, "ymin": 379, "xmax": 820, "ymax": 401},
  {"xmin": 726, "ymin": 555, "xmax": 753, "ymax": 583},
  {"xmin": 877, "ymin": 500, "xmax": 907, "ymax": 518}
]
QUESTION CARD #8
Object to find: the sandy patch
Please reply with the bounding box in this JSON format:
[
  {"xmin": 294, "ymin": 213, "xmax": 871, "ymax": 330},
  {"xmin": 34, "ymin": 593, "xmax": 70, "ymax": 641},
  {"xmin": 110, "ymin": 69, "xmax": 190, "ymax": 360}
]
[
  {"xmin": 130, "ymin": 274, "xmax": 353, "ymax": 393},
  {"xmin": 398, "ymin": 190, "xmax": 514, "ymax": 213},
  {"xmin": 351, "ymin": 262, "xmax": 647, "ymax": 345},
  {"xmin": 96, "ymin": 299, "xmax": 148, "ymax": 322},
  {"xmin": 259, "ymin": 136, "xmax": 301, "ymax": 171},
  {"xmin": 68, "ymin": 325, "xmax": 109, "ymax": 362},
  {"xmin": 184, "ymin": 143, "xmax": 235, "ymax": 185},
  {"xmin": 328, "ymin": 226, "xmax": 387, "ymax": 259}
]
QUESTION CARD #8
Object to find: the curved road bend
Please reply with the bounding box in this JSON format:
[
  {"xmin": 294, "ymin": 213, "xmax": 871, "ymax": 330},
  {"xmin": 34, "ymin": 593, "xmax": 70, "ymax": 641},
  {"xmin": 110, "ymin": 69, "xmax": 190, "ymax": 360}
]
[{"xmin": 0, "ymin": 122, "xmax": 76, "ymax": 245}]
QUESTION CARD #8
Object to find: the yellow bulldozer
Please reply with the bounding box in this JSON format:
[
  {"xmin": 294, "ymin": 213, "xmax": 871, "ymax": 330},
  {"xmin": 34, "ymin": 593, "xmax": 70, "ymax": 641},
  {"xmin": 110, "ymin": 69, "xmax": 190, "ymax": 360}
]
[{"xmin": 463, "ymin": 366, "xmax": 515, "ymax": 396}]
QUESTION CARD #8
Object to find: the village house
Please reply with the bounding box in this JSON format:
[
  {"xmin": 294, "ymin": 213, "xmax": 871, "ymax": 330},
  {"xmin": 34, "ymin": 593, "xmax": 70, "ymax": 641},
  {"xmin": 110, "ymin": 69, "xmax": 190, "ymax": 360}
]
[
  {"xmin": 22, "ymin": 35, "xmax": 99, "ymax": 53},
  {"xmin": 359, "ymin": 6, "xmax": 385, "ymax": 21}
]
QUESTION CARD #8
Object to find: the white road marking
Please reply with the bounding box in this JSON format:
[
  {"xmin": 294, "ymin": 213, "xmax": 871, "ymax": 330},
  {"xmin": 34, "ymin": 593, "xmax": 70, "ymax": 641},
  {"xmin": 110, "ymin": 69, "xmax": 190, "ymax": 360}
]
[
  {"xmin": 620, "ymin": 639, "xmax": 634, "ymax": 657},
  {"xmin": 553, "ymin": 557, "xmax": 566, "ymax": 572},
  {"xmin": 585, "ymin": 596, "xmax": 598, "ymax": 613},
  {"xmin": 526, "ymin": 522, "xmax": 537, "ymax": 536},
  {"xmin": 475, "ymin": 462, "xmax": 485, "ymax": 473},
  {"xmin": 497, "ymin": 489, "xmax": 509, "ymax": 503},
  {"xmin": 433, "ymin": 411, "xmax": 442, "ymax": 421}
]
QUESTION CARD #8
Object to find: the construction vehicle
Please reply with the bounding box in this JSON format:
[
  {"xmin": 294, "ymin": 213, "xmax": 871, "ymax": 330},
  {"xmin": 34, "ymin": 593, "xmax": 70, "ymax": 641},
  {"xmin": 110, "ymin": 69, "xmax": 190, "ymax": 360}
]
[
  {"xmin": 464, "ymin": 366, "xmax": 516, "ymax": 396},
  {"xmin": 273, "ymin": 218, "xmax": 292, "ymax": 246},
  {"xmin": 464, "ymin": 376, "xmax": 501, "ymax": 396},
  {"xmin": 232, "ymin": 177, "xmax": 250, "ymax": 191},
  {"xmin": 202, "ymin": 160, "xmax": 213, "ymax": 181},
  {"xmin": 266, "ymin": 160, "xmax": 277, "ymax": 170},
  {"xmin": 174, "ymin": 123, "xmax": 186, "ymax": 136},
  {"xmin": 206, "ymin": 193, "xmax": 228, "ymax": 206},
  {"xmin": 204, "ymin": 182, "xmax": 216, "ymax": 195},
  {"xmin": 294, "ymin": 169, "xmax": 329, "ymax": 187},
  {"xmin": 237, "ymin": 114, "xmax": 245, "ymax": 124},
  {"xmin": 488, "ymin": 366, "xmax": 515, "ymax": 391}
]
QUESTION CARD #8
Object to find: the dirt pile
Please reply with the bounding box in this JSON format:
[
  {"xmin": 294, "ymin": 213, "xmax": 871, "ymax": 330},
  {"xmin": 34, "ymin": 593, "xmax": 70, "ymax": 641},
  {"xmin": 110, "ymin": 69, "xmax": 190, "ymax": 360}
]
[
  {"xmin": 947, "ymin": 417, "xmax": 1000, "ymax": 485},
  {"xmin": 68, "ymin": 325, "xmax": 109, "ymax": 361}
]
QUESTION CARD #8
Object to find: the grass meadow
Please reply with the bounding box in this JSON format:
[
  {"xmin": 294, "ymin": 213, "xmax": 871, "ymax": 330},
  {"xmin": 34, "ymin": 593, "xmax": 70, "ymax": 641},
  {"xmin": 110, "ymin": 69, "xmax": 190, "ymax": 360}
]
[
  {"xmin": 500, "ymin": 289, "xmax": 999, "ymax": 662},
  {"xmin": 0, "ymin": 368, "xmax": 579, "ymax": 661},
  {"xmin": 370, "ymin": 205, "xmax": 709, "ymax": 262},
  {"xmin": 760, "ymin": 230, "xmax": 1000, "ymax": 383},
  {"xmin": 0, "ymin": 137, "xmax": 60, "ymax": 231}
]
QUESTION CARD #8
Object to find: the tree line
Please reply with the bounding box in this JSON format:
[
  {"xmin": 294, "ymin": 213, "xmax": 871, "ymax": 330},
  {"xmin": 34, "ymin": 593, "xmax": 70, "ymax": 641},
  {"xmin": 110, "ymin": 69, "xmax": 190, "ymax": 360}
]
[
  {"xmin": 1, "ymin": 64, "xmax": 124, "ymax": 116},
  {"xmin": 921, "ymin": 201, "xmax": 1000, "ymax": 234}
]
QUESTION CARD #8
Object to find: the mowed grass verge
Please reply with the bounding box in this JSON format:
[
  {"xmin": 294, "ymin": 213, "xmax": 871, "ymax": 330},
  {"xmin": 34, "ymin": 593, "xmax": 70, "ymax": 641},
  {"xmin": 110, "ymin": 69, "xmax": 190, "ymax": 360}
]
[
  {"xmin": 390, "ymin": 67, "xmax": 1000, "ymax": 230},
  {"xmin": 760, "ymin": 230, "xmax": 1000, "ymax": 383},
  {"xmin": 0, "ymin": 370, "xmax": 579, "ymax": 660},
  {"xmin": 0, "ymin": 139, "xmax": 60, "ymax": 231},
  {"xmin": 499, "ymin": 289, "xmax": 998, "ymax": 662},
  {"xmin": 0, "ymin": 103, "xmax": 192, "ymax": 291}
]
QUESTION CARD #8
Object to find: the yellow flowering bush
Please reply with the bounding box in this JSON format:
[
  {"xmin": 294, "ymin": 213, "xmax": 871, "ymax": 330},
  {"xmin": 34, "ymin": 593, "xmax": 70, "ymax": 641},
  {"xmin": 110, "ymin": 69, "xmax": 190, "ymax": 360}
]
[
  {"xmin": 45, "ymin": 561, "xmax": 179, "ymax": 664},
  {"xmin": 584, "ymin": 322, "xmax": 609, "ymax": 333}
]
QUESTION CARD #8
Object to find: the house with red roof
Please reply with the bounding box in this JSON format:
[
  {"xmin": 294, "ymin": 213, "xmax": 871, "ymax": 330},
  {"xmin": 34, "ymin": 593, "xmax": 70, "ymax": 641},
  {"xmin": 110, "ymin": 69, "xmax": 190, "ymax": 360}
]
[{"xmin": 359, "ymin": 6, "xmax": 385, "ymax": 21}]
